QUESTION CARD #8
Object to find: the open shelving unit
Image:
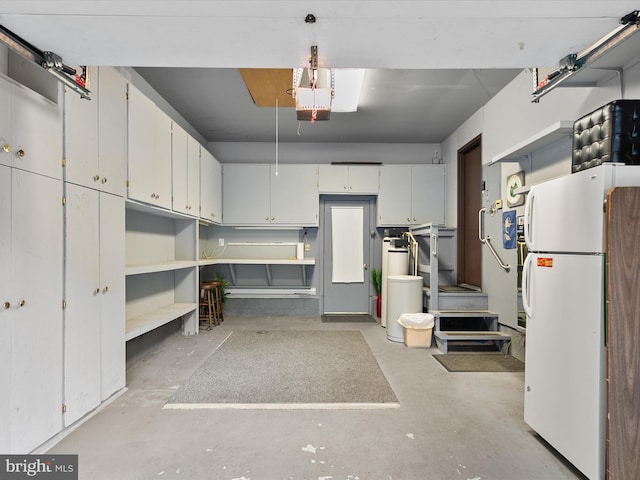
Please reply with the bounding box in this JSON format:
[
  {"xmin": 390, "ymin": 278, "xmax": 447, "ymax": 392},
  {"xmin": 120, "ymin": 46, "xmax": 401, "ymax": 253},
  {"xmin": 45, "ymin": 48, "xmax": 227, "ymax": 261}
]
[{"xmin": 125, "ymin": 201, "xmax": 198, "ymax": 340}]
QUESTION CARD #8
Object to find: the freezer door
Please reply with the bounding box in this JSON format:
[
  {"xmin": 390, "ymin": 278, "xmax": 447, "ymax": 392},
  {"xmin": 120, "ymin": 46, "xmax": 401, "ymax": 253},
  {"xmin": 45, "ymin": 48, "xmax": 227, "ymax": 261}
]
[
  {"xmin": 524, "ymin": 168, "xmax": 610, "ymax": 253},
  {"xmin": 523, "ymin": 253, "xmax": 605, "ymax": 480}
]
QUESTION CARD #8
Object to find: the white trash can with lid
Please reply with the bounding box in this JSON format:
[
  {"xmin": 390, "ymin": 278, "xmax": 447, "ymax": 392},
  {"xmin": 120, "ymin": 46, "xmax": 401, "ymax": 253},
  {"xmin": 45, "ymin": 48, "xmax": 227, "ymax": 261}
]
[{"xmin": 386, "ymin": 275, "xmax": 423, "ymax": 343}]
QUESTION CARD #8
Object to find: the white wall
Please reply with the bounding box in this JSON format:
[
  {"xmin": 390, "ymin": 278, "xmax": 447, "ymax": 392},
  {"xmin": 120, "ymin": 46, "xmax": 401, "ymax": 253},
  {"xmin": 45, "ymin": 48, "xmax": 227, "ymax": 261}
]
[
  {"xmin": 209, "ymin": 141, "xmax": 441, "ymax": 165},
  {"xmin": 442, "ymin": 57, "xmax": 640, "ymax": 346}
]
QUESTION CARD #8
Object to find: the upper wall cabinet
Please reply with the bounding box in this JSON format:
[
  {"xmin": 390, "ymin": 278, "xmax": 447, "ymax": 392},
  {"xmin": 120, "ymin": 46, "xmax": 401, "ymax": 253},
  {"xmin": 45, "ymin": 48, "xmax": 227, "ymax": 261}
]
[
  {"xmin": 65, "ymin": 67, "xmax": 127, "ymax": 196},
  {"xmin": 171, "ymin": 122, "xmax": 200, "ymax": 216},
  {"xmin": 200, "ymin": 148, "xmax": 222, "ymax": 224},
  {"xmin": 0, "ymin": 75, "xmax": 62, "ymax": 180},
  {"xmin": 126, "ymin": 84, "xmax": 172, "ymax": 209},
  {"xmin": 222, "ymin": 163, "xmax": 318, "ymax": 226},
  {"xmin": 318, "ymin": 164, "xmax": 379, "ymax": 194},
  {"xmin": 377, "ymin": 164, "xmax": 445, "ymax": 226}
]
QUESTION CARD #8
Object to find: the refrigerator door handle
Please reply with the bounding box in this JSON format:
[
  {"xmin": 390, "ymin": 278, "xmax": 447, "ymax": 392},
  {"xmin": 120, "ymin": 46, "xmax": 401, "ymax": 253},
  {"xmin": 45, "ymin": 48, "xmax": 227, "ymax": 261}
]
[
  {"xmin": 524, "ymin": 185, "xmax": 536, "ymax": 250},
  {"xmin": 522, "ymin": 253, "xmax": 533, "ymax": 318}
]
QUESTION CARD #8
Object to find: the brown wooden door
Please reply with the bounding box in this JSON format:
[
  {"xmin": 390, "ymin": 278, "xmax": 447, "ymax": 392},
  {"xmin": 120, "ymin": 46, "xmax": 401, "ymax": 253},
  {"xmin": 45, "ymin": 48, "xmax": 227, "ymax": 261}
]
[{"xmin": 457, "ymin": 136, "xmax": 482, "ymax": 288}]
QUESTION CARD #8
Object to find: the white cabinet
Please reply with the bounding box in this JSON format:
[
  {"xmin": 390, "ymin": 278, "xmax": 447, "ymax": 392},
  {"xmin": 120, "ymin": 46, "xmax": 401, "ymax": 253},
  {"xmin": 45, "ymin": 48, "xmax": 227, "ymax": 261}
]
[
  {"xmin": 0, "ymin": 76, "xmax": 62, "ymax": 181},
  {"xmin": 223, "ymin": 164, "xmax": 318, "ymax": 226},
  {"xmin": 127, "ymin": 83, "xmax": 172, "ymax": 209},
  {"xmin": 0, "ymin": 166, "xmax": 63, "ymax": 453},
  {"xmin": 378, "ymin": 165, "xmax": 445, "ymax": 226},
  {"xmin": 270, "ymin": 164, "xmax": 319, "ymax": 225},
  {"xmin": 200, "ymin": 148, "xmax": 222, "ymax": 224},
  {"xmin": 125, "ymin": 204, "xmax": 198, "ymax": 340},
  {"xmin": 65, "ymin": 67, "xmax": 127, "ymax": 196},
  {"xmin": 64, "ymin": 184, "xmax": 125, "ymax": 426},
  {"xmin": 318, "ymin": 164, "xmax": 379, "ymax": 194},
  {"xmin": 171, "ymin": 122, "xmax": 200, "ymax": 216}
]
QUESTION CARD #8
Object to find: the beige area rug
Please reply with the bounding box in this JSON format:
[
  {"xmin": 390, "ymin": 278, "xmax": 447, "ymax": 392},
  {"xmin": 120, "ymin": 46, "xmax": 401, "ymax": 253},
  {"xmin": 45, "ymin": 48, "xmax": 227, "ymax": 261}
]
[
  {"xmin": 165, "ymin": 330, "xmax": 399, "ymax": 409},
  {"xmin": 433, "ymin": 353, "xmax": 525, "ymax": 372}
]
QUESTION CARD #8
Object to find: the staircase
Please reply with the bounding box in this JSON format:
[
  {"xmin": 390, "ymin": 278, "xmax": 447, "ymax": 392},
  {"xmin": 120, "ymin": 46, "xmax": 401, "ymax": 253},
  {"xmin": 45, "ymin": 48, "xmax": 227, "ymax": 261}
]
[{"xmin": 410, "ymin": 224, "xmax": 511, "ymax": 354}]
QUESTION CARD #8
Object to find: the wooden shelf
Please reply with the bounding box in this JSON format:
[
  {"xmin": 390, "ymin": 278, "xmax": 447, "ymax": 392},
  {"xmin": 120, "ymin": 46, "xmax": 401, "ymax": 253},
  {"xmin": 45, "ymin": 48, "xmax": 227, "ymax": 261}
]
[
  {"xmin": 490, "ymin": 121, "xmax": 573, "ymax": 164},
  {"xmin": 125, "ymin": 303, "xmax": 197, "ymax": 341},
  {"xmin": 126, "ymin": 260, "xmax": 197, "ymax": 276}
]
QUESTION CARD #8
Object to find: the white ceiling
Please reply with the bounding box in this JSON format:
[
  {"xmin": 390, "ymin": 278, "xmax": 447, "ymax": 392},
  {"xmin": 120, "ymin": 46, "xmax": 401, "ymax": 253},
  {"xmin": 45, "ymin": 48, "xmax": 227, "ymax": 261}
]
[{"xmin": 1, "ymin": 1, "xmax": 638, "ymax": 143}]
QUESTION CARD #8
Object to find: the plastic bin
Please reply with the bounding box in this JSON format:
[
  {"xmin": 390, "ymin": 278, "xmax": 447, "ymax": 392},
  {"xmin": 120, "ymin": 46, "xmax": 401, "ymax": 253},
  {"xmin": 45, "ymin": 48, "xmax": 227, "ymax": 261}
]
[{"xmin": 398, "ymin": 313, "xmax": 435, "ymax": 348}]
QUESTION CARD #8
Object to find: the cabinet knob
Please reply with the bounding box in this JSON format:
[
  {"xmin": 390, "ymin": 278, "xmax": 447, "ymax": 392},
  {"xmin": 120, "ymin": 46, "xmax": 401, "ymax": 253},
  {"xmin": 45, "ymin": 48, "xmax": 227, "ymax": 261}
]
[
  {"xmin": 344, "ymin": 185, "xmax": 348, "ymax": 189},
  {"xmin": 94, "ymin": 175, "xmax": 100, "ymax": 181},
  {"xmin": 16, "ymin": 149, "xmax": 25, "ymax": 158},
  {"xmin": 407, "ymin": 217, "xmax": 411, "ymax": 222},
  {"xmin": 350, "ymin": 186, "xmax": 353, "ymax": 190},
  {"xmin": 413, "ymin": 217, "xmax": 416, "ymax": 221},
  {"xmin": 3, "ymin": 301, "xmax": 9, "ymax": 309},
  {"xmin": 265, "ymin": 217, "xmax": 269, "ymax": 221},
  {"xmin": 94, "ymin": 288, "xmax": 100, "ymax": 295},
  {"xmin": 18, "ymin": 299, "xmax": 25, "ymax": 307},
  {"xmin": 103, "ymin": 286, "xmax": 109, "ymax": 294},
  {"xmin": 271, "ymin": 217, "xmax": 275, "ymax": 221},
  {"xmin": 211, "ymin": 213, "xmax": 215, "ymax": 218},
  {"xmin": 101, "ymin": 177, "xmax": 107, "ymax": 184},
  {"xmin": 2, "ymin": 144, "xmax": 10, "ymax": 153}
]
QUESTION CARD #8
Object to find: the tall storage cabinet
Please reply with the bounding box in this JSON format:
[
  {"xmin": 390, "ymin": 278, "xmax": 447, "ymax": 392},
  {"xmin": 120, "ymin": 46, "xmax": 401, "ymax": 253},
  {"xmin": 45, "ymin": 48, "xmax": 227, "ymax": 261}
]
[
  {"xmin": 64, "ymin": 185, "xmax": 125, "ymax": 426},
  {"xmin": 0, "ymin": 166, "xmax": 64, "ymax": 454}
]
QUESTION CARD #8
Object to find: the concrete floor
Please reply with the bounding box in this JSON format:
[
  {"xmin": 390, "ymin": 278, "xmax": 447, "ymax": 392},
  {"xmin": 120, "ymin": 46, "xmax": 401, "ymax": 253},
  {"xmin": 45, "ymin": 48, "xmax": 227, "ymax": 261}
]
[{"xmin": 49, "ymin": 316, "xmax": 586, "ymax": 480}]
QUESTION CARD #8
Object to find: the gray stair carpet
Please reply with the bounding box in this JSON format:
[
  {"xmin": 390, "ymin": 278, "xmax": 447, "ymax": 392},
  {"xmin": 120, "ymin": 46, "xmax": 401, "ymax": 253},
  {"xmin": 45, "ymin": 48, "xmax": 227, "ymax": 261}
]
[{"xmin": 166, "ymin": 330, "xmax": 399, "ymax": 408}]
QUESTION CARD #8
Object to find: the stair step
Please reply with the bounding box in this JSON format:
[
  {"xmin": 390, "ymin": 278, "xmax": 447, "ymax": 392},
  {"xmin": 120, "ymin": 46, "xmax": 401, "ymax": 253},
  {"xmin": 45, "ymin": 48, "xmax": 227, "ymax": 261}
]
[
  {"xmin": 430, "ymin": 310, "xmax": 498, "ymax": 317},
  {"xmin": 434, "ymin": 330, "xmax": 511, "ymax": 354}
]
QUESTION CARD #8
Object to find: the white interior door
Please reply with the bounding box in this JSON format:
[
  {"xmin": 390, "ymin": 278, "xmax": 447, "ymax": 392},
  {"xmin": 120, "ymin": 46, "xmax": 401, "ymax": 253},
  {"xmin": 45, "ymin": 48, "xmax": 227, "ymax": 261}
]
[{"xmin": 322, "ymin": 198, "xmax": 371, "ymax": 314}]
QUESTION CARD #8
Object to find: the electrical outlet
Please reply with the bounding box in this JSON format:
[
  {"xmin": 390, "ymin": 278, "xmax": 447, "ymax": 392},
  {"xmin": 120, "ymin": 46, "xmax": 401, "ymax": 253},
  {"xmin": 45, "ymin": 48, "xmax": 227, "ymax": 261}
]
[
  {"xmin": 494, "ymin": 199, "xmax": 503, "ymax": 210},
  {"xmin": 304, "ymin": 242, "xmax": 310, "ymax": 252},
  {"xmin": 218, "ymin": 238, "xmax": 224, "ymax": 247}
]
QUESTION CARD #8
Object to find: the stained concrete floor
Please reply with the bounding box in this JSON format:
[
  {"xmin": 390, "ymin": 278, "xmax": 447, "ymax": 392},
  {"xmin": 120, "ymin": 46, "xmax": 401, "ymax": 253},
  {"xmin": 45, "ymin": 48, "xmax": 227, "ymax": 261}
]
[{"xmin": 48, "ymin": 316, "xmax": 586, "ymax": 480}]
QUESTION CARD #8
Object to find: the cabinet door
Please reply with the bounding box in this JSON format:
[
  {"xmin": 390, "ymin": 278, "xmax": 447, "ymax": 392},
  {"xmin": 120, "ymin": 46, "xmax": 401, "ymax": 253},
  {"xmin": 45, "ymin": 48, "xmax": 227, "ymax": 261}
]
[
  {"xmin": 171, "ymin": 122, "xmax": 189, "ymax": 215},
  {"xmin": 11, "ymin": 169, "xmax": 63, "ymax": 453},
  {"xmin": 11, "ymin": 83, "xmax": 62, "ymax": 180},
  {"xmin": 200, "ymin": 148, "xmax": 221, "ymax": 223},
  {"xmin": 98, "ymin": 67, "xmax": 126, "ymax": 196},
  {"xmin": 0, "ymin": 166, "xmax": 10, "ymax": 453},
  {"xmin": 127, "ymin": 84, "xmax": 172, "ymax": 209},
  {"xmin": 318, "ymin": 164, "xmax": 348, "ymax": 192},
  {"xmin": 377, "ymin": 165, "xmax": 412, "ymax": 226},
  {"xmin": 64, "ymin": 66, "xmax": 99, "ymax": 189},
  {"xmin": 270, "ymin": 164, "xmax": 318, "ymax": 225},
  {"xmin": 0, "ymin": 79, "xmax": 11, "ymax": 169},
  {"xmin": 99, "ymin": 193, "xmax": 125, "ymax": 400},
  {"xmin": 348, "ymin": 165, "xmax": 379, "ymax": 194},
  {"xmin": 64, "ymin": 184, "xmax": 101, "ymax": 426},
  {"xmin": 186, "ymin": 134, "xmax": 200, "ymax": 215},
  {"xmin": 222, "ymin": 164, "xmax": 270, "ymax": 224},
  {"xmin": 411, "ymin": 165, "xmax": 445, "ymax": 225}
]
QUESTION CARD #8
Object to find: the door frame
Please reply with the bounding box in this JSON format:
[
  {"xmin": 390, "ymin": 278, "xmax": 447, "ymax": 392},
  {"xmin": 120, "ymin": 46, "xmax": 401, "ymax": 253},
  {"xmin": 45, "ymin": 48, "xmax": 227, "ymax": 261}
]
[
  {"xmin": 320, "ymin": 195, "xmax": 375, "ymax": 314},
  {"xmin": 457, "ymin": 134, "xmax": 482, "ymax": 288}
]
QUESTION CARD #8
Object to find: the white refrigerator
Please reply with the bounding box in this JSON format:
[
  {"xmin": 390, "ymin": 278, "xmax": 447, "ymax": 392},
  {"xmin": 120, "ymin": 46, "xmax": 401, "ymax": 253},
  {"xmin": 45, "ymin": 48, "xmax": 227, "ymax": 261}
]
[{"xmin": 522, "ymin": 164, "xmax": 640, "ymax": 480}]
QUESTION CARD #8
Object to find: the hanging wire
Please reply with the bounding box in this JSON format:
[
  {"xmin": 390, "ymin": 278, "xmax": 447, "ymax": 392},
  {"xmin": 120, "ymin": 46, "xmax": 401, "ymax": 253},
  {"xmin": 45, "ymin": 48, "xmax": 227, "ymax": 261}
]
[{"xmin": 275, "ymin": 97, "xmax": 279, "ymax": 176}]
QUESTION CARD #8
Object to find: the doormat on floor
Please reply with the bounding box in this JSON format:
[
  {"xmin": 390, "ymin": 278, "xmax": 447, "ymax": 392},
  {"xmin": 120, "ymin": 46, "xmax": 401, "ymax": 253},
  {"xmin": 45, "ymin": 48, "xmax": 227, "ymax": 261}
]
[
  {"xmin": 321, "ymin": 314, "xmax": 376, "ymax": 323},
  {"xmin": 433, "ymin": 353, "xmax": 525, "ymax": 372},
  {"xmin": 165, "ymin": 330, "xmax": 399, "ymax": 409}
]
